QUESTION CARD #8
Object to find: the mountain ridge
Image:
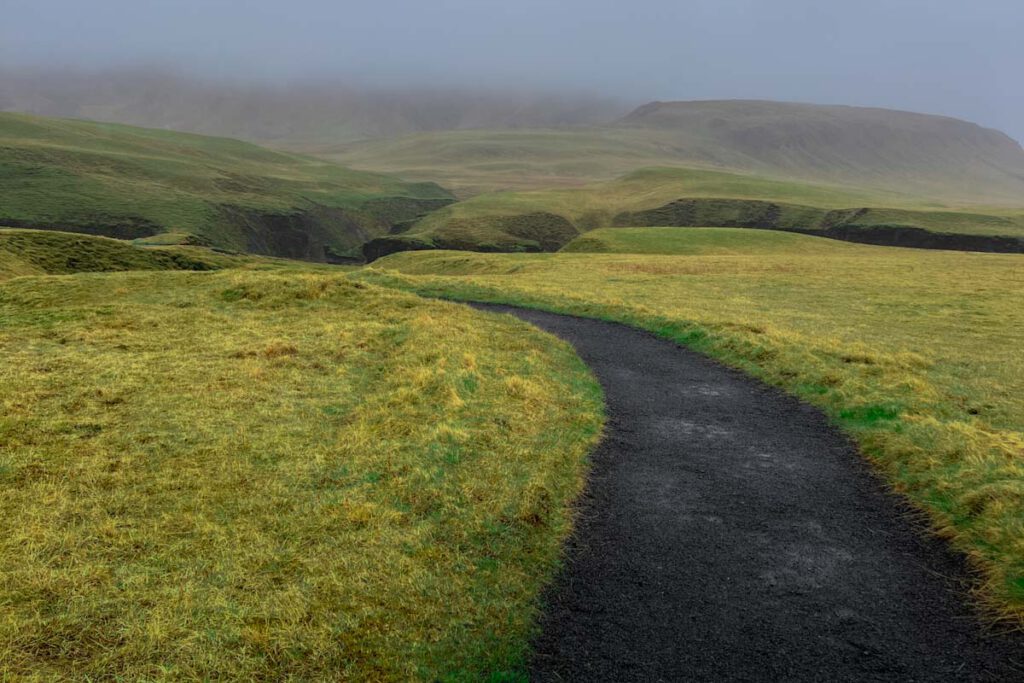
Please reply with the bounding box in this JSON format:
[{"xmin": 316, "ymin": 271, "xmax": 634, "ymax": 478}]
[
  {"xmin": 619, "ymin": 99, "xmax": 1023, "ymax": 149},
  {"xmin": 324, "ymin": 99, "xmax": 1024, "ymax": 203},
  {"xmin": 609, "ymin": 99, "xmax": 1024, "ymax": 199}
]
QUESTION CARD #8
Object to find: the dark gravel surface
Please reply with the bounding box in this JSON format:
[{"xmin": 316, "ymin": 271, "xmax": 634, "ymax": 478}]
[{"xmin": 472, "ymin": 304, "xmax": 1024, "ymax": 682}]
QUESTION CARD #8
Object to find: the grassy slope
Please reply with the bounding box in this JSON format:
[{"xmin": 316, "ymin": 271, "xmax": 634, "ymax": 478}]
[
  {"xmin": 0, "ymin": 228, "xmax": 273, "ymax": 281},
  {"xmin": 0, "ymin": 269, "xmax": 602, "ymax": 679},
  {"xmin": 321, "ymin": 127, "xmax": 679, "ymax": 194},
  {"xmin": 370, "ymin": 167, "xmax": 1024, "ymax": 257},
  {"xmin": 561, "ymin": 226, "xmax": 860, "ymax": 255},
  {"xmin": 616, "ymin": 100, "xmax": 1024, "ymax": 203},
  {"xmin": 0, "ymin": 112, "xmax": 453, "ymax": 258},
  {"xmin": 356, "ymin": 239, "xmax": 1024, "ymax": 620},
  {"xmin": 324, "ymin": 101, "xmax": 1024, "ymax": 204}
]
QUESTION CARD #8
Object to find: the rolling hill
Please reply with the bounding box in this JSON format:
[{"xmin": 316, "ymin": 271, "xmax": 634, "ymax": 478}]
[
  {"xmin": 0, "ymin": 263, "xmax": 602, "ymax": 678},
  {"xmin": 13, "ymin": 73, "xmax": 1022, "ymax": 204},
  {"xmin": 327, "ymin": 100, "xmax": 1024, "ymax": 204},
  {"xmin": 616, "ymin": 100, "xmax": 1024, "ymax": 202},
  {"xmin": 0, "ymin": 228, "xmax": 261, "ymax": 280},
  {"xmin": 7, "ymin": 100, "xmax": 1024, "ymax": 262},
  {"xmin": 0, "ymin": 112, "xmax": 453, "ymax": 260},
  {"xmin": 361, "ymin": 167, "xmax": 1024, "ymax": 260},
  {"xmin": 559, "ymin": 226, "xmax": 861, "ymax": 256}
]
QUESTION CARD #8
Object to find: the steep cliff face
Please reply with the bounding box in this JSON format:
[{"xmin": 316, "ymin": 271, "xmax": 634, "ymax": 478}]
[{"xmin": 219, "ymin": 198, "xmax": 454, "ymax": 262}]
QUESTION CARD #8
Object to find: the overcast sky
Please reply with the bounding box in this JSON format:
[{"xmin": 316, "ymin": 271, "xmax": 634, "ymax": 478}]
[{"xmin": 2, "ymin": 0, "xmax": 1021, "ymax": 141}]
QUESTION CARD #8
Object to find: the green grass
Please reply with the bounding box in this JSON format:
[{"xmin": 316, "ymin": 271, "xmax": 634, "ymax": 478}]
[
  {"xmin": 355, "ymin": 238, "xmax": 1024, "ymax": 621},
  {"xmin": 320, "ymin": 127, "xmax": 684, "ymax": 194},
  {"xmin": 367, "ymin": 166, "xmax": 1024, "ymax": 257},
  {"xmin": 0, "ymin": 228, "xmax": 276, "ymax": 281},
  {"xmin": 0, "ymin": 112, "xmax": 453, "ymax": 257},
  {"xmin": 561, "ymin": 226, "xmax": 860, "ymax": 255},
  {"xmin": 0, "ymin": 268, "xmax": 603, "ymax": 679},
  {"xmin": 613, "ymin": 196, "xmax": 1024, "ymax": 238},
  {"xmin": 322, "ymin": 100, "xmax": 1024, "ymax": 205},
  {"xmin": 328, "ymin": 126, "xmax": 950, "ymax": 198}
]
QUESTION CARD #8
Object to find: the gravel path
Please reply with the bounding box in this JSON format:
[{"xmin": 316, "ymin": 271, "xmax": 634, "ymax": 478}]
[{"xmin": 473, "ymin": 304, "xmax": 1024, "ymax": 682}]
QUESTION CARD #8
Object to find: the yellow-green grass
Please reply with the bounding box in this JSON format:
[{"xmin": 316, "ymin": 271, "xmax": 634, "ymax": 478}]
[
  {"xmin": 561, "ymin": 227, "xmax": 861, "ymax": 255},
  {"xmin": 0, "ymin": 228, "xmax": 263, "ymax": 282},
  {"xmin": 130, "ymin": 232, "xmax": 214, "ymax": 247},
  {"xmin": 372, "ymin": 167, "xmax": 1024, "ymax": 256},
  {"xmin": 398, "ymin": 167, "xmax": 945, "ymax": 235},
  {"xmin": 0, "ymin": 269, "xmax": 603, "ymax": 679},
  {"xmin": 0, "ymin": 229, "xmax": 352, "ymax": 288},
  {"xmin": 356, "ymin": 240, "xmax": 1024, "ymax": 620},
  {"xmin": 0, "ymin": 112, "xmax": 453, "ymax": 256}
]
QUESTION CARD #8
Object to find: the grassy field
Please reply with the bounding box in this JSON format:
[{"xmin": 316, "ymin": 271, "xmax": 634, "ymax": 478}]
[
  {"xmin": 6, "ymin": 93, "xmax": 1024, "ymax": 675},
  {"xmin": 356, "ymin": 233, "xmax": 1024, "ymax": 620},
  {"xmin": 367, "ymin": 167, "xmax": 1024, "ymax": 257},
  {"xmin": 0, "ymin": 112, "xmax": 453, "ymax": 258},
  {"xmin": 561, "ymin": 226, "xmax": 862, "ymax": 255},
  {"xmin": 0, "ymin": 265, "xmax": 603, "ymax": 679}
]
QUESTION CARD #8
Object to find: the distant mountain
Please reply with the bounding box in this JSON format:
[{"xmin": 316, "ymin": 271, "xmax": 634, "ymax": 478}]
[
  {"xmin": 0, "ymin": 69, "xmax": 627, "ymax": 145},
  {"xmin": 615, "ymin": 100, "xmax": 1024, "ymax": 202},
  {"xmin": 5, "ymin": 69, "xmax": 1023, "ymax": 204},
  {"xmin": 328, "ymin": 100, "xmax": 1024, "ymax": 203}
]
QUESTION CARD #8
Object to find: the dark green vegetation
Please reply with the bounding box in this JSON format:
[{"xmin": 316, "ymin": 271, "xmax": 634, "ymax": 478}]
[
  {"xmin": 0, "ymin": 112, "xmax": 453, "ymax": 260},
  {"xmin": 362, "ymin": 167, "xmax": 1024, "ymax": 259}
]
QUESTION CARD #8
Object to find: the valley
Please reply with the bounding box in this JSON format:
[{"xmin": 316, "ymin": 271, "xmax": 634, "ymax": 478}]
[
  {"xmin": 0, "ymin": 112, "xmax": 453, "ymax": 261},
  {"xmin": 2, "ymin": 86, "xmax": 1024, "ymax": 679}
]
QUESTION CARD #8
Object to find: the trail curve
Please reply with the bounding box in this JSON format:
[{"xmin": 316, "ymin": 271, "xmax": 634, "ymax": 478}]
[{"xmin": 472, "ymin": 303, "xmax": 1024, "ymax": 682}]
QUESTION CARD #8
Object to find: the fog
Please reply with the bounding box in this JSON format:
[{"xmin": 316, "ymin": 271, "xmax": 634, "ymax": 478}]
[{"xmin": 2, "ymin": 0, "xmax": 1021, "ymax": 141}]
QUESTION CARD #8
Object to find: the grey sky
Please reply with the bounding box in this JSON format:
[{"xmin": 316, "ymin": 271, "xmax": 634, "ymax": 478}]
[{"xmin": 2, "ymin": 0, "xmax": 1021, "ymax": 141}]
